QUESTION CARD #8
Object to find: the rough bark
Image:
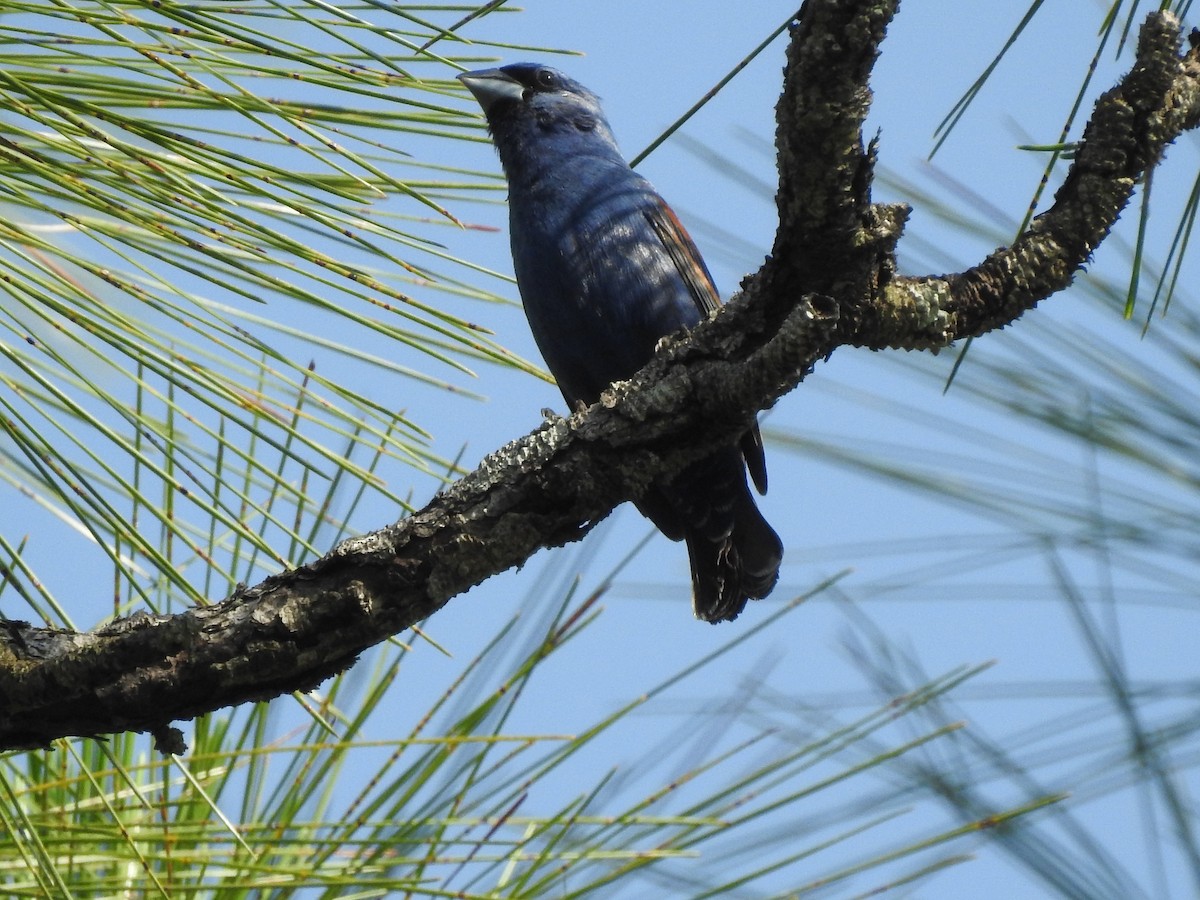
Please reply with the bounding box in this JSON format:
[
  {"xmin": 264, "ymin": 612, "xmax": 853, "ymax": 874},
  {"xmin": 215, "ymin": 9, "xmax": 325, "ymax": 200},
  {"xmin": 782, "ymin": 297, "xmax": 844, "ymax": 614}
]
[{"xmin": 2, "ymin": 1, "xmax": 1199, "ymax": 751}]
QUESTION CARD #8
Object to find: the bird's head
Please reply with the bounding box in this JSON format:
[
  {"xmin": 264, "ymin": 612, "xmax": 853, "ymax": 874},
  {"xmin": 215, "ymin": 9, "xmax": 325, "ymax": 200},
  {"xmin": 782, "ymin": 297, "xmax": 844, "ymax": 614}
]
[{"xmin": 458, "ymin": 63, "xmax": 621, "ymax": 171}]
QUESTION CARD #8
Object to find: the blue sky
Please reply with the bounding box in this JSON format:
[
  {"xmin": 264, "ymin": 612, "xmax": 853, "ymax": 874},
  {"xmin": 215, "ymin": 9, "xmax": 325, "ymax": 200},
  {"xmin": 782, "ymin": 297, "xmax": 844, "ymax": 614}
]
[
  {"xmin": 402, "ymin": 3, "xmax": 1200, "ymax": 896},
  {"xmin": 6, "ymin": 1, "xmax": 1199, "ymax": 896}
]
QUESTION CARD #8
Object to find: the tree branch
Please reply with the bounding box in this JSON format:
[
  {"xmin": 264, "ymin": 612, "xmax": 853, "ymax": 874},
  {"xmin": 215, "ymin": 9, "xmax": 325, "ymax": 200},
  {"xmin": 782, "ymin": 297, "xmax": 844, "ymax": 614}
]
[
  {"xmin": 859, "ymin": 12, "xmax": 1200, "ymax": 349},
  {"xmin": 2, "ymin": 2, "xmax": 1198, "ymax": 751}
]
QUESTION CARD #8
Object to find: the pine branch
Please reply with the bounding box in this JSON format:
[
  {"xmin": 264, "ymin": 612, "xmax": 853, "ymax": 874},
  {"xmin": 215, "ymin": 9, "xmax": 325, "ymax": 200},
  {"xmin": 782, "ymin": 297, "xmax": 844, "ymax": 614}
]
[{"xmin": 3, "ymin": 1, "xmax": 1198, "ymax": 751}]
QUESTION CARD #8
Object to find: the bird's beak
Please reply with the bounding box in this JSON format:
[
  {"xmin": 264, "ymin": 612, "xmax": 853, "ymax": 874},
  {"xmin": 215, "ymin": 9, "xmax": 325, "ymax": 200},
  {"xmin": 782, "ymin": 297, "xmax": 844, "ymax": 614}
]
[{"xmin": 457, "ymin": 68, "xmax": 524, "ymax": 114}]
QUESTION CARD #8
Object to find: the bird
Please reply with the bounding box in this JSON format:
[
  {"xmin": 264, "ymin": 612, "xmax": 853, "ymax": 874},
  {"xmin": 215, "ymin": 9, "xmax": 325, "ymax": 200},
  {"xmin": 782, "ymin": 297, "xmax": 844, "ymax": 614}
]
[{"xmin": 458, "ymin": 63, "xmax": 782, "ymax": 622}]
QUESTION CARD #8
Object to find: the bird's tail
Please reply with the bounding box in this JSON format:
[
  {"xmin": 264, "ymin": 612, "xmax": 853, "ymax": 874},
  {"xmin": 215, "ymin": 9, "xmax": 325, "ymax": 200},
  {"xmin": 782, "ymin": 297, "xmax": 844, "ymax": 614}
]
[
  {"xmin": 685, "ymin": 487, "xmax": 782, "ymax": 623},
  {"xmin": 636, "ymin": 445, "xmax": 783, "ymax": 623}
]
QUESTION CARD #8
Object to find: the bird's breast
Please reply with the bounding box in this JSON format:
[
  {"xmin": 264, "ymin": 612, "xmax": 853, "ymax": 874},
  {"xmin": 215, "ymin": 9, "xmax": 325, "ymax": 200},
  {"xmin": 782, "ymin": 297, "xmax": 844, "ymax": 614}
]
[{"xmin": 508, "ymin": 171, "xmax": 703, "ymax": 406}]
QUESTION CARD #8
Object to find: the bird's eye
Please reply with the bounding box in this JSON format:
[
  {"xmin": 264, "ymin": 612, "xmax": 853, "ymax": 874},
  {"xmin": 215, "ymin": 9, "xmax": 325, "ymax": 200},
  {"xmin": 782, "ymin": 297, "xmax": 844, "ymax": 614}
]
[{"xmin": 534, "ymin": 69, "xmax": 557, "ymax": 90}]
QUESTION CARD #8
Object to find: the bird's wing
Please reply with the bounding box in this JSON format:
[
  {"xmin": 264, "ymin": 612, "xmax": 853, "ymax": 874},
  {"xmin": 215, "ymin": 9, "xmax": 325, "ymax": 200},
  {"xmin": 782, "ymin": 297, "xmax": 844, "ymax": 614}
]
[
  {"xmin": 642, "ymin": 198, "xmax": 721, "ymax": 318},
  {"xmin": 642, "ymin": 197, "xmax": 769, "ymax": 495}
]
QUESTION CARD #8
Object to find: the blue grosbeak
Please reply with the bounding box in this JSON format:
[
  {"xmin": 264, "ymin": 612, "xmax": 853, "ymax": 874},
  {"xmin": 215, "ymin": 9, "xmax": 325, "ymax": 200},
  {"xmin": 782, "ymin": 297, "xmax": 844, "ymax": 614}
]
[{"xmin": 459, "ymin": 63, "xmax": 782, "ymax": 622}]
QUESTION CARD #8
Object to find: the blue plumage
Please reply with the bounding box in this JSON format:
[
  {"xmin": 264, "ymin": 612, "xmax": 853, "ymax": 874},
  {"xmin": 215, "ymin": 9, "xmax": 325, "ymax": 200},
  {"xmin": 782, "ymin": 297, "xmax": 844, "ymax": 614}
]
[{"xmin": 459, "ymin": 63, "xmax": 782, "ymax": 621}]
